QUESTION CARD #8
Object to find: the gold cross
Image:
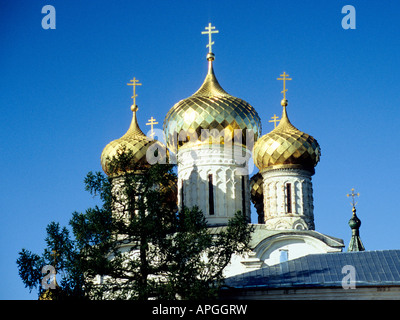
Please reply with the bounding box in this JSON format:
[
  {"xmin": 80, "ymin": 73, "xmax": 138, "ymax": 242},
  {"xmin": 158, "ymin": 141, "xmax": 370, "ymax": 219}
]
[
  {"xmin": 50, "ymin": 250, "xmax": 59, "ymax": 267},
  {"xmin": 201, "ymin": 23, "xmax": 219, "ymax": 53},
  {"xmin": 146, "ymin": 116, "xmax": 158, "ymax": 138},
  {"xmin": 269, "ymin": 114, "xmax": 280, "ymax": 128},
  {"xmin": 127, "ymin": 77, "xmax": 142, "ymax": 106},
  {"xmin": 277, "ymin": 72, "xmax": 292, "ymax": 100},
  {"xmin": 347, "ymin": 188, "xmax": 360, "ymax": 207},
  {"xmin": 50, "ymin": 250, "xmax": 59, "ymax": 285}
]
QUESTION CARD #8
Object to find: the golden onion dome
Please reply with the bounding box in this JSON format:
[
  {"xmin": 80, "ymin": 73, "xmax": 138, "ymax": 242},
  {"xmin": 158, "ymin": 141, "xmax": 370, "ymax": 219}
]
[
  {"xmin": 253, "ymin": 99, "xmax": 321, "ymax": 174},
  {"xmin": 101, "ymin": 105, "xmax": 163, "ymax": 176},
  {"xmin": 163, "ymin": 55, "xmax": 261, "ymax": 152},
  {"xmin": 250, "ymin": 172, "xmax": 263, "ymax": 206},
  {"xmin": 250, "ymin": 172, "xmax": 264, "ymax": 223}
]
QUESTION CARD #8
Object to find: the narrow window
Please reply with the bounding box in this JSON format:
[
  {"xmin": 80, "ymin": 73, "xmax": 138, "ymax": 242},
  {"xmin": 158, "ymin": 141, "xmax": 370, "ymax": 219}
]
[
  {"xmin": 208, "ymin": 174, "xmax": 214, "ymax": 215},
  {"xmin": 181, "ymin": 180, "xmax": 184, "ymax": 209},
  {"xmin": 286, "ymin": 183, "xmax": 292, "ymax": 213},
  {"xmin": 241, "ymin": 176, "xmax": 246, "ymax": 217}
]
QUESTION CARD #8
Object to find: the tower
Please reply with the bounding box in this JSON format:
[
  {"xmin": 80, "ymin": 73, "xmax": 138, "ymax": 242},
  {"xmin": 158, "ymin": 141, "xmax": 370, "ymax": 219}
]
[
  {"xmin": 101, "ymin": 78, "xmax": 166, "ymax": 218},
  {"xmin": 163, "ymin": 24, "xmax": 261, "ymax": 226},
  {"xmin": 253, "ymin": 74, "xmax": 321, "ymax": 230}
]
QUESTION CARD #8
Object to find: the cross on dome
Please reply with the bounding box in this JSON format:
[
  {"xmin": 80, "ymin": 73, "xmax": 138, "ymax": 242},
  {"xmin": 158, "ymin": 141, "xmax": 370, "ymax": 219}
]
[
  {"xmin": 269, "ymin": 114, "xmax": 280, "ymax": 128},
  {"xmin": 347, "ymin": 188, "xmax": 360, "ymax": 208},
  {"xmin": 201, "ymin": 23, "xmax": 219, "ymax": 54},
  {"xmin": 277, "ymin": 72, "xmax": 292, "ymax": 100},
  {"xmin": 50, "ymin": 249, "xmax": 59, "ymax": 267},
  {"xmin": 127, "ymin": 77, "xmax": 142, "ymax": 107},
  {"xmin": 146, "ymin": 116, "xmax": 158, "ymax": 139}
]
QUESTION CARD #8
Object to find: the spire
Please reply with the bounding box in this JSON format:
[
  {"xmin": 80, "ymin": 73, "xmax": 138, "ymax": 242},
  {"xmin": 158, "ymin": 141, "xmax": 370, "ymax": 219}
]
[
  {"xmin": 193, "ymin": 23, "xmax": 229, "ymax": 97},
  {"xmin": 125, "ymin": 105, "xmax": 146, "ymax": 138},
  {"xmin": 346, "ymin": 188, "xmax": 365, "ymax": 252},
  {"xmin": 348, "ymin": 207, "xmax": 365, "ymax": 252},
  {"xmin": 125, "ymin": 77, "xmax": 147, "ymax": 138},
  {"xmin": 272, "ymin": 74, "xmax": 298, "ymax": 134},
  {"xmin": 201, "ymin": 22, "xmax": 218, "ymax": 74},
  {"xmin": 273, "ymin": 72, "xmax": 298, "ymax": 132}
]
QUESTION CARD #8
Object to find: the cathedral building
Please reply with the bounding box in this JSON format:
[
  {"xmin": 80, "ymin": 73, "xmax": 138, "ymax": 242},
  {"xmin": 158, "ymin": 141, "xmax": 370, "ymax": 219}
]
[{"xmin": 100, "ymin": 24, "xmax": 400, "ymax": 299}]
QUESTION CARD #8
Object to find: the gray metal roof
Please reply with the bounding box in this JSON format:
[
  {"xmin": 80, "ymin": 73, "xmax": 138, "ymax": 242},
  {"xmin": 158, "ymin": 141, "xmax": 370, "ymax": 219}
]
[{"xmin": 223, "ymin": 250, "xmax": 400, "ymax": 289}]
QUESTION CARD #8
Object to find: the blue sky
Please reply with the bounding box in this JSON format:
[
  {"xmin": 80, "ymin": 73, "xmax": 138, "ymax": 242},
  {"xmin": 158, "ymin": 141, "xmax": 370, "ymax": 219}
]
[{"xmin": 1, "ymin": 0, "xmax": 399, "ymax": 299}]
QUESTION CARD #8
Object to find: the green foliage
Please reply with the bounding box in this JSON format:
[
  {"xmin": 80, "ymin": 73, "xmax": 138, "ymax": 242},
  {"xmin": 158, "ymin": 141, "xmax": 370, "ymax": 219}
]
[
  {"xmin": 16, "ymin": 151, "xmax": 253, "ymax": 300},
  {"xmin": 16, "ymin": 222, "xmax": 85, "ymax": 299}
]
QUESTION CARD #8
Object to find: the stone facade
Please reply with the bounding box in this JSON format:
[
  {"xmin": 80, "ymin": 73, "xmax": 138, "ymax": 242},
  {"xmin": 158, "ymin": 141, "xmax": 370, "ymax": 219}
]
[
  {"xmin": 177, "ymin": 144, "xmax": 251, "ymax": 226},
  {"xmin": 261, "ymin": 168, "xmax": 315, "ymax": 230}
]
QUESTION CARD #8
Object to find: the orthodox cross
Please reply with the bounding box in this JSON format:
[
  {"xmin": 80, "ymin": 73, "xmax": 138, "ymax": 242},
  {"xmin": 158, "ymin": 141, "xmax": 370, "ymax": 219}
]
[
  {"xmin": 277, "ymin": 72, "xmax": 292, "ymax": 100},
  {"xmin": 50, "ymin": 249, "xmax": 59, "ymax": 267},
  {"xmin": 146, "ymin": 116, "xmax": 158, "ymax": 138},
  {"xmin": 269, "ymin": 114, "xmax": 280, "ymax": 128},
  {"xmin": 127, "ymin": 77, "xmax": 142, "ymax": 106},
  {"xmin": 201, "ymin": 23, "xmax": 219, "ymax": 53},
  {"xmin": 347, "ymin": 188, "xmax": 360, "ymax": 207},
  {"xmin": 50, "ymin": 250, "xmax": 59, "ymax": 286}
]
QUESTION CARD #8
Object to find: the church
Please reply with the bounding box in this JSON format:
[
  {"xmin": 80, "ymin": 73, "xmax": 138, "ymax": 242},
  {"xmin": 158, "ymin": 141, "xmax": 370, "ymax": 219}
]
[{"xmin": 100, "ymin": 24, "xmax": 400, "ymax": 300}]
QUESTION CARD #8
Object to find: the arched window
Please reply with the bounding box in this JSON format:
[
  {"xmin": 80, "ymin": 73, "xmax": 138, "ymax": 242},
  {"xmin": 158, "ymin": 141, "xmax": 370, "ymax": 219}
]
[
  {"xmin": 208, "ymin": 174, "xmax": 214, "ymax": 215},
  {"xmin": 181, "ymin": 179, "xmax": 185, "ymax": 209},
  {"xmin": 286, "ymin": 183, "xmax": 292, "ymax": 213},
  {"xmin": 241, "ymin": 176, "xmax": 246, "ymax": 216}
]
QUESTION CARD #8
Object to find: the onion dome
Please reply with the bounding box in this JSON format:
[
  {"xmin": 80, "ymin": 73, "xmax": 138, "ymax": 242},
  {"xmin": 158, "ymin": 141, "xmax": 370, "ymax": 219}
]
[
  {"xmin": 163, "ymin": 54, "xmax": 261, "ymax": 152},
  {"xmin": 349, "ymin": 207, "xmax": 361, "ymax": 230},
  {"xmin": 253, "ymin": 99, "xmax": 321, "ymax": 174},
  {"xmin": 39, "ymin": 284, "xmax": 64, "ymax": 300},
  {"xmin": 101, "ymin": 105, "xmax": 163, "ymax": 177},
  {"xmin": 250, "ymin": 173, "xmax": 263, "ymax": 206},
  {"xmin": 250, "ymin": 172, "xmax": 264, "ymax": 224}
]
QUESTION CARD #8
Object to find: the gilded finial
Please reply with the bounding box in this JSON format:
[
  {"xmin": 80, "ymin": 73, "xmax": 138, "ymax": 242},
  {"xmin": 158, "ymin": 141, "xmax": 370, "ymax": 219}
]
[
  {"xmin": 277, "ymin": 72, "xmax": 292, "ymax": 102},
  {"xmin": 146, "ymin": 116, "xmax": 158, "ymax": 139},
  {"xmin": 269, "ymin": 114, "xmax": 280, "ymax": 128},
  {"xmin": 51, "ymin": 250, "xmax": 59, "ymax": 267},
  {"xmin": 201, "ymin": 23, "xmax": 219, "ymax": 60},
  {"xmin": 127, "ymin": 77, "xmax": 142, "ymax": 109},
  {"xmin": 347, "ymin": 188, "xmax": 360, "ymax": 208},
  {"xmin": 50, "ymin": 250, "xmax": 59, "ymax": 286}
]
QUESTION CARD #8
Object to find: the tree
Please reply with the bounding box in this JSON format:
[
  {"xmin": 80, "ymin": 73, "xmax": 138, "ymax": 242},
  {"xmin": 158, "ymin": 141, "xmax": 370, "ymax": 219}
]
[
  {"xmin": 16, "ymin": 222, "xmax": 84, "ymax": 299},
  {"xmin": 17, "ymin": 151, "xmax": 253, "ymax": 300}
]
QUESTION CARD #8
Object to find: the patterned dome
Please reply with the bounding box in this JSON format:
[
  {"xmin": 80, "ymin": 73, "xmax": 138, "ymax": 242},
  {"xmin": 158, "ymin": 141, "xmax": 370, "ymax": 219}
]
[
  {"xmin": 253, "ymin": 99, "xmax": 321, "ymax": 174},
  {"xmin": 101, "ymin": 106, "xmax": 163, "ymax": 176},
  {"xmin": 163, "ymin": 57, "xmax": 261, "ymax": 152},
  {"xmin": 250, "ymin": 172, "xmax": 263, "ymax": 205}
]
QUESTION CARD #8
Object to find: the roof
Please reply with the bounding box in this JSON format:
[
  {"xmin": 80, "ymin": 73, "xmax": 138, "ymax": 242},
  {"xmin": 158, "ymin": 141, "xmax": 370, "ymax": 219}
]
[
  {"xmin": 248, "ymin": 225, "xmax": 344, "ymax": 249},
  {"xmin": 208, "ymin": 225, "xmax": 345, "ymax": 250},
  {"xmin": 223, "ymin": 250, "xmax": 400, "ymax": 290}
]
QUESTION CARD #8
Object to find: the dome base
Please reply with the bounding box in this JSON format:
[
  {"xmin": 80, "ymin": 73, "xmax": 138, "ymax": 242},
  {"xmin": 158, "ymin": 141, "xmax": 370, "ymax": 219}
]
[{"xmin": 261, "ymin": 168, "xmax": 315, "ymax": 231}]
